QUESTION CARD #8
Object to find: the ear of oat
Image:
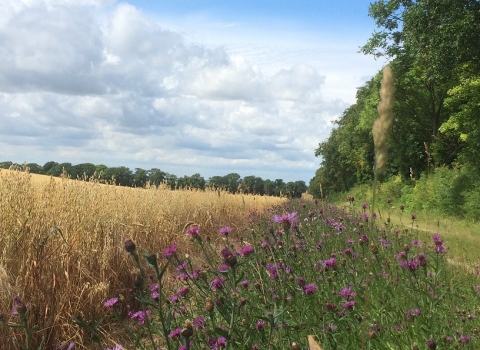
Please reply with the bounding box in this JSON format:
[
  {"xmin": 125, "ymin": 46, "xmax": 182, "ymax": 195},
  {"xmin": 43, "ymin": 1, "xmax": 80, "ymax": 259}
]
[
  {"xmin": 372, "ymin": 65, "xmax": 395, "ymax": 176},
  {"xmin": 308, "ymin": 335, "xmax": 324, "ymax": 350}
]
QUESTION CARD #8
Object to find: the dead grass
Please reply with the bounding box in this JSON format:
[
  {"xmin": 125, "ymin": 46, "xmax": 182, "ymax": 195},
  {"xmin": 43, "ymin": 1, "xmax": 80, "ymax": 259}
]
[{"xmin": 0, "ymin": 168, "xmax": 285, "ymax": 349}]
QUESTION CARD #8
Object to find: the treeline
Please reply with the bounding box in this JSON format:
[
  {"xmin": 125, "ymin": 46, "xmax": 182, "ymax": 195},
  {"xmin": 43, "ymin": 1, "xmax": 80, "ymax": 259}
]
[
  {"xmin": 309, "ymin": 0, "xmax": 480, "ymax": 215},
  {"xmin": 0, "ymin": 161, "xmax": 307, "ymax": 198}
]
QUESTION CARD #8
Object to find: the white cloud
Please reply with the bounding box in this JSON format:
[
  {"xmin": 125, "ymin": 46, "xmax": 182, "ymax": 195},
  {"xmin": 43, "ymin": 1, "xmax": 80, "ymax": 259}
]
[{"xmin": 0, "ymin": 0, "xmax": 367, "ymax": 182}]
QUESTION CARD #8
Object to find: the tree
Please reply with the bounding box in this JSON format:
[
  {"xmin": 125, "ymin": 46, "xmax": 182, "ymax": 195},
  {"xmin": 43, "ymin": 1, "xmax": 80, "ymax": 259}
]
[
  {"xmin": 148, "ymin": 168, "xmax": 167, "ymax": 186},
  {"xmin": 95, "ymin": 164, "xmax": 109, "ymax": 182},
  {"xmin": 362, "ymin": 1, "xmax": 480, "ymax": 170},
  {"xmin": 224, "ymin": 173, "xmax": 241, "ymax": 193},
  {"xmin": 47, "ymin": 163, "xmax": 76, "ymax": 178},
  {"xmin": 263, "ymin": 179, "xmax": 276, "ymax": 196},
  {"xmin": 362, "ymin": 0, "xmax": 480, "ymax": 81},
  {"xmin": 105, "ymin": 166, "xmax": 133, "ymax": 186},
  {"xmin": 133, "ymin": 168, "xmax": 148, "ymax": 188},
  {"xmin": 43, "ymin": 161, "xmax": 58, "ymax": 174},
  {"xmin": 0, "ymin": 161, "xmax": 13, "ymax": 169},
  {"xmin": 74, "ymin": 163, "xmax": 96, "ymax": 180},
  {"xmin": 253, "ymin": 177, "xmax": 265, "ymax": 195},
  {"xmin": 441, "ymin": 65, "xmax": 480, "ymax": 170},
  {"xmin": 26, "ymin": 163, "xmax": 45, "ymax": 174},
  {"xmin": 188, "ymin": 173, "xmax": 206, "ymax": 190}
]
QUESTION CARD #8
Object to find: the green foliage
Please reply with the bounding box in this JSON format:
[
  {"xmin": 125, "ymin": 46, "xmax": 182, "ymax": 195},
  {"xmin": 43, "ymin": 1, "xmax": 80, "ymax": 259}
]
[
  {"xmin": 86, "ymin": 202, "xmax": 480, "ymax": 349},
  {"xmin": 442, "ymin": 67, "xmax": 480, "ymax": 170},
  {"xmin": 73, "ymin": 163, "xmax": 96, "ymax": 179},
  {"xmin": 313, "ymin": 0, "xmax": 480, "ymax": 209},
  {"xmin": 42, "ymin": 161, "xmax": 58, "ymax": 174},
  {"xmin": 462, "ymin": 181, "xmax": 480, "ymax": 222},
  {"xmin": 409, "ymin": 167, "xmax": 468, "ymax": 216}
]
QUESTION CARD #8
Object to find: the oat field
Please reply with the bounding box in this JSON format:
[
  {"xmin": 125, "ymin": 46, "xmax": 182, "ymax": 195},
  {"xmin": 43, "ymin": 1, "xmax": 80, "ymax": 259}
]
[{"xmin": 0, "ymin": 168, "xmax": 285, "ymax": 349}]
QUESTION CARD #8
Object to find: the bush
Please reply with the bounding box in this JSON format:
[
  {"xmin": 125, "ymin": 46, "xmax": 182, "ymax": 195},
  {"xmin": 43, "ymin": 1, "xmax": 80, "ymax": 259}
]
[{"xmin": 463, "ymin": 181, "xmax": 480, "ymax": 222}]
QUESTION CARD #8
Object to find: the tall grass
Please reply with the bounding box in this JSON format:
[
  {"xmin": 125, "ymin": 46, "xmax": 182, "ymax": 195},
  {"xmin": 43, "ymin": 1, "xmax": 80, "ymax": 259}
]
[{"xmin": 0, "ymin": 168, "xmax": 284, "ymax": 349}]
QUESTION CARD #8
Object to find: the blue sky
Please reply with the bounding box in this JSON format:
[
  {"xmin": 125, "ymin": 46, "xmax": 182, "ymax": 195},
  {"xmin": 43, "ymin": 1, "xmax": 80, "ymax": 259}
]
[{"xmin": 0, "ymin": 0, "xmax": 386, "ymax": 183}]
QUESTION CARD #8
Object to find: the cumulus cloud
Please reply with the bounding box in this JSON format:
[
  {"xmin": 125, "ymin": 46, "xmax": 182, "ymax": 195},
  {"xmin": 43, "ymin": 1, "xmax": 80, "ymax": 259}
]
[{"xmin": 0, "ymin": 0, "xmax": 349, "ymax": 182}]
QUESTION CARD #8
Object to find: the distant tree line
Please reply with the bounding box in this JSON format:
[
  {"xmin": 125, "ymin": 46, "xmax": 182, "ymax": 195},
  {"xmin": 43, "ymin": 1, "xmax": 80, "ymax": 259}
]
[
  {"xmin": 309, "ymin": 0, "xmax": 480, "ymax": 199},
  {"xmin": 0, "ymin": 161, "xmax": 307, "ymax": 198}
]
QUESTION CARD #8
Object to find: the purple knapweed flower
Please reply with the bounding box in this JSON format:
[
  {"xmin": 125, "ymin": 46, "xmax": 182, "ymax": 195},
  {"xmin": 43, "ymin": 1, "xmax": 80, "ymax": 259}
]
[
  {"xmin": 406, "ymin": 308, "xmax": 421, "ymax": 321},
  {"xmin": 193, "ymin": 316, "xmax": 206, "ymax": 330},
  {"xmin": 128, "ymin": 310, "xmax": 151, "ymax": 325},
  {"xmin": 187, "ymin": 226, "xmax": 200, "ymax": 236},
  {"xmin": 57, "ymin": 342, "xmax": 75, "ymax": 350},
  {"xmin": 418, "ymin": 253, "xmax": 427, "ymax": 267},
  {"xmin": 458, "ymin": 335, "xmax": 470, "ymax": 343},
  {"xmin": 256, "ymin": 320, "xmax": 266, "ymax": 331},
  {"xmin": 176, "ymin": 287, "xmax": 189, "ymax": 297},
  {"xmin": 239, "ymin": 280, "xmax": 249, "ymax": 287},
  {"xmin": 162, "ymin": 243, "xmax": 178, "ymax": 258},
  {"xmin": 433, "ymin": 234, "xmax": 446, "ymax": 253},
  {"xmin": 217, "ymin": 264, "xmax": 229, "ymax": 271},
  {"xmin": 168, "ymin": 328, "xmax": 182, "ymax": 339},
  {"xmin": 211, "ymin": 277, "xmax": 226, "ymax": 291},
  {"xmin": 176, "ymin": 261, "xmax": 188, "ymax": 271},
  {"xmin": 237, "ymin": 245, "xmax": 254, "ymax": 256},
  {"xmin": 208, "ymin": 336, "xmax": 227, "ymax": 349},
  {"xmin": 303, "ymin": 283, "xmax": 318, "ymax": 295},
  {"xmin": 271, "ymin": 212, "xmax": 298, "ymax": 230},
  {"xmin": 219, "ymin": 226, "xmax": 232, "ymax": 236},
  {"xmin": 176, "ymin": 273, "xmax": 189, "ymax": 281},
  {"xmin": 339, "ymin": 286, "xmax": 356, "ymax": 300},
  {"xmin": 221, "ymin": 247, "xmax": 237, "ymax": 267},
  {"xmin": 11, "ymin": 296, "xmax": 27, "ymax": 316},
  {"xmin": 411, "ymin": 239, "xmax": 420, "ymax": 247},
  {"xmin": 296, "ymin": 276, "xmax": 305, "ymax": 286},
  {"xmin": 104, "ymin": 345, "xmax": 122, "ymax": 350},
  {"xmin": 103, "ymin": 297, "xmax": 119, "ymax": 308},
  {"xmin": 426, "ymin": 338, "xmax": 436, "ymax": 349}
]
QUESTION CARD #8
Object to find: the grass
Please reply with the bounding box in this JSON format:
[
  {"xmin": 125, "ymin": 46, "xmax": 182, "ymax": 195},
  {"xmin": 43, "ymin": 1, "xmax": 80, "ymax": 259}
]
[
  {"xmin": 0, "ymin": 168, "xmax": 284, "ymax": 349},
  {"xmin": 2, "ymin": 168, "xmax": 480, "ymax": 349},
  {"xmin": 333, "ymin": 198, "xmax": 480, "ymax": 265}
]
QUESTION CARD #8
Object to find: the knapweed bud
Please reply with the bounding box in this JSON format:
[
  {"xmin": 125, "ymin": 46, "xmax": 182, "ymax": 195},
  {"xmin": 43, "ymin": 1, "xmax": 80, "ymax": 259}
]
[
  {"xmin": 370, "ymin": 243, "xmax": 378, "ymax": 254},
  {"xmin": 133, "ymin": 274, "xmax": 143, "ymax": 288},
  {"xmin": 291, "ymin": 342, "xmax": 301, "ymax": 350},
  {"xmin": 181, "ymin": 320, "xmax": 194, "ymax": 338},
  {"xmin": 426, "ymin": 339, "xmax": 436, "ymax": 349},
  {"xmin": 400, "ymin": 204, "xmax": 405, "ymax": 211},
  {"xmin": 124, "ymin": 238, "xmax": 136, "ymax": 254},
  {"xmin": 238, "ymin": 297, "xmax": 247, "ymax": 306},
  {"xmin": 145, "ymin": 253, "xmax": 158, "ymax": 268},
  {"xmin": 225, "ymin": 255, "xmax": 237, "ymax": 267},
  {"xmin": 58, "ymin": 342, "xmax": 75, "ymax": 350},
  {"xmin": 403, "ymin": 244, "xmax": 410, "ymax": 252},
  {"xmin": 205, "ymin": 297, "xmax": 214, "ymax": 313},
  {"xmin": 12, "ymin": 296, "xmax": 27, "ymax": 316}
]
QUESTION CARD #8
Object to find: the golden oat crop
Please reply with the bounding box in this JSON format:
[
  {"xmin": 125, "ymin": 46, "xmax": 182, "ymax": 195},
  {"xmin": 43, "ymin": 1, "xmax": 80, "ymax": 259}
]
[{"xmin": 0, "ymin": 168, "xmax": 285, "ymax": 349}]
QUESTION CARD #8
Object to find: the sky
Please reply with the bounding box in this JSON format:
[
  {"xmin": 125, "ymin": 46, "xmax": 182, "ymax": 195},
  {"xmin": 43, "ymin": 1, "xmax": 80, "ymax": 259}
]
[{"xmin": 0, "ymin": 0, "xmax": 386, "ymax": 183}]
